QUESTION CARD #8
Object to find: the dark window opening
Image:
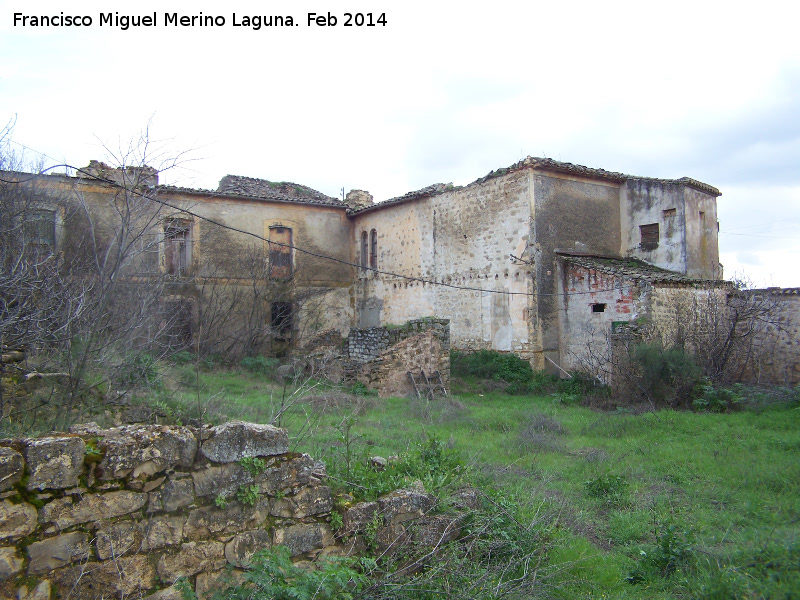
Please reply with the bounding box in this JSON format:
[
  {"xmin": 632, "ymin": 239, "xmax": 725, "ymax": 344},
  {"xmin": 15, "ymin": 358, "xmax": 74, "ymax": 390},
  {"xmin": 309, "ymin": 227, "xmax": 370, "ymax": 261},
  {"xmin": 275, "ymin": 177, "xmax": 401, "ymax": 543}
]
[
  {"xmin": 370, "ymin": 229, "xmax": 377, "ymax": 269},
  {"xmin": 271, "ymin": 302, "xmax": 293, "ymax": 340},
  {"xmin": 24, "ymin": 209, "xmax": 56, "ymax": 247},
  {"xmin": 164, "ymin": 219, "xmax": 192, "ymax": 275},
  {"xmin": 592, "ymin": 303, "xmax": 606, "ymax": 313},
  {"xmin": 360, "ymin": 231, "xmax": 368, "ymax": 270},
  {"xmin": 639, "ymin": 223, "xmax": 659, "ymax": 251},
  {"xmin": 269, "ymin": 226, "xmax": 293, "ymax": 279},
  {"xmin": 163, "ymin": 299, "xmax": 194, "ymax": 350},
  {"xmin": 662, "ymin": 208, "xmax": 676, "ymax": 218}
]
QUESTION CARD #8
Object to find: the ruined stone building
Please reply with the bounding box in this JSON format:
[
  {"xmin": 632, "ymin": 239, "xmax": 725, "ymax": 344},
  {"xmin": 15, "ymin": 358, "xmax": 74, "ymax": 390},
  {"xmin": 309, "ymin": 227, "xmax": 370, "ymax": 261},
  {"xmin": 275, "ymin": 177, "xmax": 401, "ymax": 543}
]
[{"xmin": 5, "ymin": 156, "xmax": 798, "ymax": 385}]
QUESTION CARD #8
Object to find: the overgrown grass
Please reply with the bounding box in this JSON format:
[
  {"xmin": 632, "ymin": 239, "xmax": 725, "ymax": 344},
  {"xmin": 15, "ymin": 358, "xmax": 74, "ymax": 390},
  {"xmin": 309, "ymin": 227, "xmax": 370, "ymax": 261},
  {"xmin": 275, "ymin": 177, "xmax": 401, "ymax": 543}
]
[{"xmin": 24, "ymin": 353, "xmax": 796, "ymax": 600}]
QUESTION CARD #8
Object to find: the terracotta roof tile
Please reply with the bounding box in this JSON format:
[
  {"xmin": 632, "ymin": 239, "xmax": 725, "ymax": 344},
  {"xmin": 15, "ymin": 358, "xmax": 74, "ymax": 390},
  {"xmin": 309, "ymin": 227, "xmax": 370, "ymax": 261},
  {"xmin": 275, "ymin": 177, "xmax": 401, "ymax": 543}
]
[{"xmin": 558, "ymin": 252, "xmax": 720, "ymax": 284}]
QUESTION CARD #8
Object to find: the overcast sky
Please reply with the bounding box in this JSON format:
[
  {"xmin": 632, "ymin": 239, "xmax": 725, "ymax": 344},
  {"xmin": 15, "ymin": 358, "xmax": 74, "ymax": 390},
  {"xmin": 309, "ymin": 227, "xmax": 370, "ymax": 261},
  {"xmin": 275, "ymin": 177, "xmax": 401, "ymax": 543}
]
[{"xmin": 2, "ymin": 0, "xmax": 798, "ymax": 286}]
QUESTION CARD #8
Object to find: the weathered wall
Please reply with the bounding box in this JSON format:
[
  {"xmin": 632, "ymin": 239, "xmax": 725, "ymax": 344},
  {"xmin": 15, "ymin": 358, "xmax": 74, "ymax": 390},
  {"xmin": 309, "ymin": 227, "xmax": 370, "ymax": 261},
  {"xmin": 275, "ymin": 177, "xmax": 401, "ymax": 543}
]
[
  {"xmin": 0, "ymin": 422, "xmax": 335, "ymax": 599},
  {"xmin": 558, "ymin": 262, "xmax": 646, "ymax": 380},
  {"xmin": 621, "ymin": 180, "xmax": 719, "ymax": 278},
  {"xmin": 351, "ymin": 172, "xmax": 533, "ymax": 358},
  {"xmin": 532, "ymin": 172, "xmax": 622, "ymax": 369},
  {"xmin": 742, "ymin": 289, "xmax": 800, "ymax": 385},
  {"xmin": 346, "ymin": 319, "xmax": 451, "ymax": 397}
]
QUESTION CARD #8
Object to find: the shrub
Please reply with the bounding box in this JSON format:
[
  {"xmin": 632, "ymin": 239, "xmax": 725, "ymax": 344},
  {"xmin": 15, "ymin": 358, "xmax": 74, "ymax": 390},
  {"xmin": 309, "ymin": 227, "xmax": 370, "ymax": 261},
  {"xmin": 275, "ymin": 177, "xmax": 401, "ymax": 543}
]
[
  {"xmin": 202, "ymin": 546, "xmax": 373, "ymax": 600},
  {"xmin": 240, "ymin": 355, "xmax": 279, "ymax": 376},
  {"xmin": 633, "ymin": 342, "xmax": 702, "ymax": 407},
  {"xmin": 693, "ymin": 380, "xmax": 742, "ymax": 412}
]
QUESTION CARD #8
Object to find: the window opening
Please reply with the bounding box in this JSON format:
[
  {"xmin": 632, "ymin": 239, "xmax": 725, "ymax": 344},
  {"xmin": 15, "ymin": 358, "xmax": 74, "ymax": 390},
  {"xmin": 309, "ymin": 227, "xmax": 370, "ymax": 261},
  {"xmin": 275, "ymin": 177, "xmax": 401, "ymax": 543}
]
[
  {"xmin": 639, "ymin": 223, "xmax": 659, "ymax": 251},
  {"xmin": 164, "ymin": 219, "xmax": 192, "ymax": 275},
  {"xmin": 163, "ymin": 298, "xmax": 193, "ymax": 350},
  {"xmin": 24, "ymin": 209, "xmax": 56, "ymax": 247},
  {"xmin": 662, "ymin": 208, "xmax": 676, "ymax": 218},
  {"xmin": 370, "ymin": 229, "xmax": 377, "ymax": 269},
  {"xmin": 269, "ymin": 226, "xmax": 293, "ymax": 279},
  {"xmin": 271, "ymin": 302, "xmax": 293, "ymax": 340},
  {"xmin": 360, "ymin": 231, "xmax": 368, "ymax": 270},
  {"xmin": 592, "ymin": 303, "xmax": 606, "ymax": 313}
]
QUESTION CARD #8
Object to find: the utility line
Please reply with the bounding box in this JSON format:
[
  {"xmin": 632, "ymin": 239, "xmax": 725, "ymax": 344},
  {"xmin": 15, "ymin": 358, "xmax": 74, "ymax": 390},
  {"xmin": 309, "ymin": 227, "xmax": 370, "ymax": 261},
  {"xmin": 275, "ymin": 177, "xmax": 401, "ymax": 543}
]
[{"xmin": 4, "ymin": 163, "xmax": 628, "ymax": 298}]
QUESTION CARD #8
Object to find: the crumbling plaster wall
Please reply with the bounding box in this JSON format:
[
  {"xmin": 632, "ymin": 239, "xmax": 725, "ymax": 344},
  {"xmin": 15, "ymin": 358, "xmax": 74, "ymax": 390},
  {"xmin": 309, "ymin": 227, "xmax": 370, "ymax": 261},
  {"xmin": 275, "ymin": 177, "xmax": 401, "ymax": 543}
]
[
  {"xmin": 352, "ymin": 171, "xmax": 533, "ymax": 358},
  {"xmin": 621, "ymin": 180, "xmax": 719, "ymax": 279},
  {"xmin": 558, "ymin": 262, "xmax": 647, "ymax": 378},
  {"xmin": 532, "ymin": 172, "xmax": 622, "ymax": 370}
]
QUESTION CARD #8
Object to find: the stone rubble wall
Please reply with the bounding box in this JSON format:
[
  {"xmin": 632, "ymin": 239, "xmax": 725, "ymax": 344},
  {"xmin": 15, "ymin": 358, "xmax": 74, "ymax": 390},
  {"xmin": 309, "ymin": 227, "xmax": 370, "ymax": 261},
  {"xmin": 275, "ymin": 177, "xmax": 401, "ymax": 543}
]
[
  {"xmin": 0, "ymin": 421, "xmax": 336, "ymax": 599},
  {"xmin": 345, "ymin": 319, "xmax": 450, "ymax": 397}
]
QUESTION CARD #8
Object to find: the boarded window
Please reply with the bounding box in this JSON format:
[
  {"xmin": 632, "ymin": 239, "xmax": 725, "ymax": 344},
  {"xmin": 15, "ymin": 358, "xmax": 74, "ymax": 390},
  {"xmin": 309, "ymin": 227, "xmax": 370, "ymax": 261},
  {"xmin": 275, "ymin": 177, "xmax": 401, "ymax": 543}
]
[
  {"xmin": 662, "ymin": 208, "xmax": 676, "ymax": 218},
  {"xmin": 269, "ymin": 226, "xmax": 293, "ymax": 279},
  {"xmin": 370, "ymin": 229, "xmax": 377, "ymax": 269},
  {"xmin": 639, "ymin": 223, "xmax": 659, "ymax": 251},
  {"xmin": 164, "ymin": 219, "xmax": 192, "ymax": 275},
  {"xmin": 361, "ymin": 231, "xmax": 368, "ymax": 270},
  {"xmin": 24, "ymin": 209, "xmax": 56, "ymax": 247},
  {"xmin": 271, "ymin": 302, "xmax": 293, "ymax": 340}
]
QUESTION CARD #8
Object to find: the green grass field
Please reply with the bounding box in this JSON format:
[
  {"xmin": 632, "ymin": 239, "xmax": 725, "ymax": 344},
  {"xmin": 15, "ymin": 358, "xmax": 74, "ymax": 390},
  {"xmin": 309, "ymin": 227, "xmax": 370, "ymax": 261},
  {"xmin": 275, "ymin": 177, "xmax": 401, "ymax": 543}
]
[{"xmin": 153, "ymin": 362, "xmax": 799, "ymax": 599}]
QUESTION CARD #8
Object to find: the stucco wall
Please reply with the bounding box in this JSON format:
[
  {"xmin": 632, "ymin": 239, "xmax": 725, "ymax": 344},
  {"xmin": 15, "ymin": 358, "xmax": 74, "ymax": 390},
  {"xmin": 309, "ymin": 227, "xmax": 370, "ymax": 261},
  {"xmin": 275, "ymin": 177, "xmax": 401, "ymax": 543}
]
[
  {"xmin": 532, "ymin": 173, "xmax": 622, "ymax": 368},
  {"xmin": 621, "ymin": 180, "xmax": 719, "ymax": 278},
  {"xmin": 351, "ymin": 171, "xmax": 533, "ymax": 358}
]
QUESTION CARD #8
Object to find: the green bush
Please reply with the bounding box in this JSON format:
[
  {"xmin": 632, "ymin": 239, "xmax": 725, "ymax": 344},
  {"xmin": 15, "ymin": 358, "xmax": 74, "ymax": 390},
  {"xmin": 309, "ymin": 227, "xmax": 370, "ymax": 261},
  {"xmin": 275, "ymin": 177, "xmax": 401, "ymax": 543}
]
[
  {"xmin": 240, "ymin": 355, "xmax": 279, "ymax": 376},
  {"xmin": 633, "ymin": 343, "xmax": 702, "ymax": 407},
  {"xmin": 189, "ymin": 546, "xmax": 373, "ymax": 600},
  {"xmin": 693, "ymin": 380, "xmax": 742, "ymax": 412},
  {"xmin": 628, "ymin": 524, "xmax": 696, "ymax": 584}
]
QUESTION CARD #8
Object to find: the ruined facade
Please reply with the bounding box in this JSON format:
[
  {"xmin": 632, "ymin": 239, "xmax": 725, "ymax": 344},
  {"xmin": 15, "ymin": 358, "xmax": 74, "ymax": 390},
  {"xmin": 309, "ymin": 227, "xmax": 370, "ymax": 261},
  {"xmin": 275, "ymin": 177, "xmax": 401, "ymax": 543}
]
[{"xmin": 6, "ymin": 156, "xmax": 797, "ymax": 382}]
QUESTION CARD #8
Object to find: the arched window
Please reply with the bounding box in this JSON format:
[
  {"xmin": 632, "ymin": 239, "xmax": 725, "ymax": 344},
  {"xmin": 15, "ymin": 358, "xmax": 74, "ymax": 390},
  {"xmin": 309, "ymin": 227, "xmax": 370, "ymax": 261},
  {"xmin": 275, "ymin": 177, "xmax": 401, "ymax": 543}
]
[
  {"xmin": 361, "ymin": 231, "xmax": 368, "ymax": 270},
  {"xmin": 370, "ymin": 229, "xmax": 377, "ymax": 269}
]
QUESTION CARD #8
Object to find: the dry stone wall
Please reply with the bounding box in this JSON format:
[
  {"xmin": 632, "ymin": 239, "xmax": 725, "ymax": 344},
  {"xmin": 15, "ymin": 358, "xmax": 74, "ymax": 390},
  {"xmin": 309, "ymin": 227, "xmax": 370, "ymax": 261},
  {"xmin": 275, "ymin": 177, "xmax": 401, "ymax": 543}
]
[
  {"xmin": 0, "ymin": 421, "xmax": 335, "ymax": 599},
  {"xmin": 346, "ymin": 318, "xmax": 450, "ymax": 397}
]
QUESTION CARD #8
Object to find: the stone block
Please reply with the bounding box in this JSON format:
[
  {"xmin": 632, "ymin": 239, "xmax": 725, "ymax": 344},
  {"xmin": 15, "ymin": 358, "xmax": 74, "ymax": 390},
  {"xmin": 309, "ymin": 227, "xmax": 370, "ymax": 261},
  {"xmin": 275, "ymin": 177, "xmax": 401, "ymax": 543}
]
[
  {"xmin": 157, "ymin": 541, "xmax": 226, "ymax": 583},
  {"xmin": 412, "ymin": 514, "xmax": 462, "ymax": 547},
  {"xmin": 0, "ymin": 447, "xmax": 23, "ymax": 492},
  {"xmin": 342, "ymin": 501, "xmax": 378, "ymax": 534},
  {"xmin": 41, "ymin": 490, "xmax": 147, "ymax": 528},
  {"xmin": 140, "ymin": 515, "xmax": 185, "ymax": 551},
  {"xmin": 256, "ymin": 453, "xmax": 318, "ymax": 495},
  {"xmin": 144, "ymin": 585, "xmax": 184, "ymax": 600},
  {"xmin": 0, "ymin": 546, "xmax": 23, "ymax": 581},
  {"xmin": 272, "ymin": 523, "xmax": 331, "ymax": 557},
  {"xmin": 378, "ymin": 488, "xmax": 436, "ymax": 526},
  {"xmin": 184, "ymin": 499, "xmax": 269, "ymax": 540},
  {"xmin": 95, "ymin": 425, "xmax": 197, "ymax": 481},
  {"xmin": 161, "ymin": 476, "xmax": 195, "ymax": 511},
  {"xmin": 27, "ymin": 532, "xmax": 90, "ymax": 574},
  {"xmin": 224, "ymin": 529, "xmax": 272, "ymax": 567},
  {"xmin": 195, "ymin": 568, "xmax": 246, "ymax": 600},
  {"xmin": 17, "ymin": 580, "xmax": 50, "ymax": 600},
  {"xmin": 51, "ymin": 555, "xmax": 156, "ymax": 599},
  {"xmin": 200, "ymin": 421, "xmax": 288, "ymax": 463},
  {"xmin": 192, "ymin": 463, "xmax": 252, "ymax": 499},
  {"xmin": 0, "ymin": 500, "xmax": 37, "ymax": 541},
  {"xmin": 23, "ymin": 436, "xmax": 85, "ymax": 490},
  {"xmin": 291, "ymin": 486, "xmax": 332, "ymax": 518},
  {"xmin": 95, "ymin": 520, "xmax": 139, "ymax": 560}
]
